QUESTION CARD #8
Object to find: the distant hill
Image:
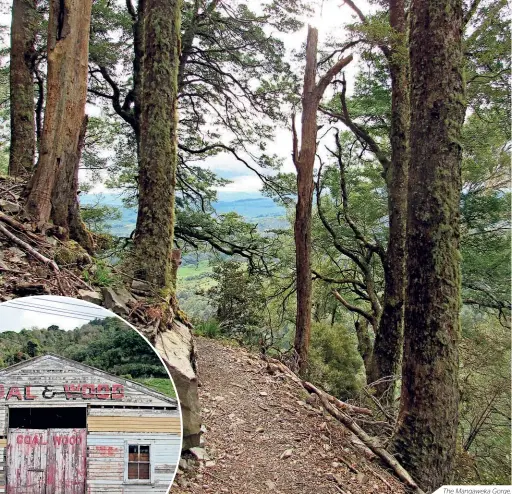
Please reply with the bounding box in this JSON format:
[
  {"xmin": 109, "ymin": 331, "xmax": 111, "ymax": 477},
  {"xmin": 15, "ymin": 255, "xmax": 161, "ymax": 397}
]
[{"xmin": 80, "ymin": 193, "xmax": 287, "ymax": 236}]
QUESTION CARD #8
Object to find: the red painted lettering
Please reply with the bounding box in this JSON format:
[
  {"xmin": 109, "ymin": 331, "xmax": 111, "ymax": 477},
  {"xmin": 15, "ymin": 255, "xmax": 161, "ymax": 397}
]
[
  {"xmin": 111, "ymin": 384, "xmax": 124, "ymax": 400},
  {"xmin": 6, "ymin": 387, "xmax": 22, "ymax": 401},
  {"xmin": 81, "ymin": 384, "xmax": 96, "ymax": 399},
  {"xmin": 96, "ymin": 384, "xmax": 110, "ymax": 400},
  {"xmin": 16, "ymin": 435, "xmax": 23, "ymax": 444},
  {"xmin": 24, "ymin": 386, "xmax": 36, "ymax": 400},
  {"xmin": 53, "ymin": 435, "xmax": 62, "ymax": 446},
  {"xmin": 0, "ymin": 384, "xmax": 4, "ymax": 399},
  {"xmin": 64, "ymin": 384, "xmax": 81, "ymax": 399}
]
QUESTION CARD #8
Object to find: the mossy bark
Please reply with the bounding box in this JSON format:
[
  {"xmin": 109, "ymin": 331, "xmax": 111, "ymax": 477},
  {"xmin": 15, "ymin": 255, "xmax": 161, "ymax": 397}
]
[
  {"xmin": 368, "ymin": 0, "xmax": 409, "ymax": 401},
  {"xmin": 132, "ymin": 0, "xmax": 182, "ymax": 292},
  {"xmin": 354, "ymin": 319, "xmax": 372, "ymax": 372},
  {"xmin": 392, "ymin": 0, "xmax": 465, "ymax": 490},
  {"xmin": 9, "ymin": 0, "xmax": 38, "ymax": 177},
  {"xmin": 24, "ymin": 0, "xmax": 93, "ymax": 229}
]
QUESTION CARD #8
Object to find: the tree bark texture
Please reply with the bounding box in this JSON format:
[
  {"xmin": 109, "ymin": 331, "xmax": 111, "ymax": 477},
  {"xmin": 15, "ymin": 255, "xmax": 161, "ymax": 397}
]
[
  {"xmin": 368, "ymin": 0, "xmax": 409, "ymax": 399},
  {"xmin": 51, "ymin": 115, "xmax": 94, "ymax": 251},
  {"xmin": 9, "ymin": 0, "xmax": 38, "ymax": 177},
  {"xmin": 293, "ymin": 26, "xmax": 352, "ymax": 373},
  {"xmin": 132, "ymin": 0, "xmax": 182, "ymax": 292},
  {"xmin": 24, "ymin": 0, "xmax": 93, "ymax": 229},
  {"xmin": 393, "ymin": 0, "xmax": 465, "ymax": 490},
  {"xmin": 354, "ymin": 319, "xmax": 372, "ymax": 371}
]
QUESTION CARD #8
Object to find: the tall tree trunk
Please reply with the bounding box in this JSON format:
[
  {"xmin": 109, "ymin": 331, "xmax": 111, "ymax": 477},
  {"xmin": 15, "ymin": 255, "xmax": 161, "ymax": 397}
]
[
  {"xmin": 51, "ymin": 116, "xmax": 94, "ymax": 251},
  {"xmin": 354, "ymin": 319, "xmax": 372, "ymax": 371},
  {"xmin": 367, "ymin": 0, "xmax": 409, "ymax": 400},
  {"xmin": 24, "ymin": 0, "xmax": 93, "ymax": 229},
  {"xmin": 292, "ymin": 26, "xmax": 352, "ymax": 373},
  {"xmin": 131, "ymin": 0, "xmax": 144, "ymax": 152},
  {"xmin": 9, "ymin": 0, "xmax": 38, "ymax": 177},
  {"xmin": 132, "ymin": 0, "xmax": 182, "ymax": 292},
  {"xmin": 393, "ymin": 0, "xmax": 465, "ymax": 490}
]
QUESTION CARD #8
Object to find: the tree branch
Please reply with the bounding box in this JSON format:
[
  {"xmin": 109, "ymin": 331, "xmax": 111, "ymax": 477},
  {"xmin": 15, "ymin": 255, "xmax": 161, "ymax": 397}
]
[{"xmin": 333, "ymin": 289, "xmax": 374, "ymax": 324}]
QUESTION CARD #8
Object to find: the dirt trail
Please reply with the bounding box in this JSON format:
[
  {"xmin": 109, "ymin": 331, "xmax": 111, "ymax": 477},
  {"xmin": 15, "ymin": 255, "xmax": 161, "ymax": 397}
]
[{"xmin": 172, "ymin": 337, "xmax": 406, "ymax": 494}]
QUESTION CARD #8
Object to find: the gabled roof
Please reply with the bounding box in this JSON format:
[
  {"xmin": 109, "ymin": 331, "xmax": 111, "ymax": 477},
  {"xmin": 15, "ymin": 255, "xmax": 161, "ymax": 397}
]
[{"xmin": 0, "ymin": 353, "xmax": 178, "ymax": 407}]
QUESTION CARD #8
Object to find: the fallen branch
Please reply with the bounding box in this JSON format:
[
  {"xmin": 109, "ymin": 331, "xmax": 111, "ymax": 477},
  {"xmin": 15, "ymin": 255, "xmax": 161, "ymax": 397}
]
[
  {"xmin": 0, "ymin": 223, "xmax": 60, "ymax": 273},
  {"xmin": 0, "ymin": 211, "xmax": 43, "ymax": 243},
  {"xmin": 303, "ymin": 381, "xmax": 425, "ymax": 494},
  {"xmin": 264, "ymin": 355, "xmax": 424, "ymax": 491},
  {"xmin": 63, "ymin": 267, "xmax": 94, "ymax": 291},
  {"xmin": 304, "ymin": 381, "xmax": 373, "ymax": 416},
  {"xmin": 266, "ymin": 357, "xmax": 372, "ymax": 416},
  {"xmin": 337, "ymin": 455, "xmax": 359, "ymax": 474}
]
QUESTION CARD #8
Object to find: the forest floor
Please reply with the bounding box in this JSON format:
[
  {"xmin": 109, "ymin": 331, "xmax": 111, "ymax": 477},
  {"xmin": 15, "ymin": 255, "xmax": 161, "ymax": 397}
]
[{"xmin": 172, "ymin": 337, "xmax": 407, "ymax": 494}]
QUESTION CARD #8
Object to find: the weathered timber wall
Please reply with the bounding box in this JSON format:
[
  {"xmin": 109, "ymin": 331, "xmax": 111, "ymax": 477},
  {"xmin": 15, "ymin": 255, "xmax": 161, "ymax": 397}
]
[{"xmin": 86, "ymin": 433, "xmax": 179, "ymax": 493}]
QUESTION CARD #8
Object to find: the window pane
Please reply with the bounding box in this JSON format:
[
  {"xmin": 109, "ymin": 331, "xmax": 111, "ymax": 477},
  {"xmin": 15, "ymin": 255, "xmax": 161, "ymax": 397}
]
[
  {"xmin": 139, "ymin": 445, "xmax": 150, "ymax": 462},
  {"xmin": 128, "ymin": 445, "xmax": 139, "ymax": 461},
  {"xmin": 139, "ymin": 463, "xmax": 150, "ymax": 479},
  {"xmin": 128, "ymin": 463, "xmax": 138, "ymax": 479}
]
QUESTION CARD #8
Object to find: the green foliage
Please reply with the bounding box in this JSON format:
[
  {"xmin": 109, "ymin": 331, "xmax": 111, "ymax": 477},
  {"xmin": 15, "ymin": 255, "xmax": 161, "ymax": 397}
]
[
  {"xmin": 82, "ymin": 259, "xmax": 118, "ymax": 287},
  {"xmin": 81, "ymin": 202, "xmax": 121, "ymax": 234},
  {"xmin": 454, "ymin": 311, "xmax": 511, "ymax": 484},
  {"xmin": 206, "ymin": 260, "xmax": 267, "ymax": 346},
  {"xmin": 194, "ymin": 320, "xmax": 221, "ymax": 339},
  {"xmin": 0, "ymin": 318, "xmax": 173, "ymax": 386},
  {"xmin": 306, "ymin": 322, "xmax": 365, "ymax": 399},
  {"xmin": 134, "ymin": 377, "xmax": 176, "ymax": 398}
]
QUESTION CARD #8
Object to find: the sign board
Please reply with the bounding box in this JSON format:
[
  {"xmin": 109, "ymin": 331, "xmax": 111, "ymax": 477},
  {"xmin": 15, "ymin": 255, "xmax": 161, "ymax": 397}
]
[{"xmin": 0, "ymin": 383, "xmax": 125, "ymax": 401}]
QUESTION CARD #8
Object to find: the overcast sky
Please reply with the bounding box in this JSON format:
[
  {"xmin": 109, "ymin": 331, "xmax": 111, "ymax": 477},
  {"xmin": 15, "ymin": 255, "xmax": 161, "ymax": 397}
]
[
  {"xmin": 0, "ymin": 0, "xmax": 372, "ymax": 197},
  {"xmin": 189, "ymin": 0, "xmax": 370, "ymax": 196},
  {"xmin": 0, "ymin": 296, "xmax": 117, "ymax": 332}
]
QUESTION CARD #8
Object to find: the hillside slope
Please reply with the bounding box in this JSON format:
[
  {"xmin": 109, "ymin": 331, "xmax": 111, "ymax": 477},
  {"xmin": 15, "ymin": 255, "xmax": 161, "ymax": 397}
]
[{"xmin": 173, "ymin": 337, "xmax": 407, "ymax": 494}]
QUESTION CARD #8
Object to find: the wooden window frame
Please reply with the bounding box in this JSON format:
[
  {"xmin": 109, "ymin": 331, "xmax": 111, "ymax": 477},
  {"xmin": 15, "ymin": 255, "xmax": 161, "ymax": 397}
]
[{"xmin": 124, "ymin": 441, "xmax": 153, "ymax": 484}]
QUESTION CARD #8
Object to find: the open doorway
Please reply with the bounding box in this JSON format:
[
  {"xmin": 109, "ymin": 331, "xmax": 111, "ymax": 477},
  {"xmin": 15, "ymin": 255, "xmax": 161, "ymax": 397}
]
[{"xmin": 8, "ymin": 406, "xmax": 87, "ymax": 429}]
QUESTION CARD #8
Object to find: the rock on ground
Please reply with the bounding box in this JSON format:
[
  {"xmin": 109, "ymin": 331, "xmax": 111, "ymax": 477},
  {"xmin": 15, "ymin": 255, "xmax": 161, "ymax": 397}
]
[{"xmin": 156, "ymin": 320, "xmax": 201, "ymax": 450}]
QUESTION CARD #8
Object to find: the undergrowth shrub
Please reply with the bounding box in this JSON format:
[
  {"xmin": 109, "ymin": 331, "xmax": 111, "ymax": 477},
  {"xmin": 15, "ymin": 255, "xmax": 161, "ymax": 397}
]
[
  {"xmin": 82, "ymin": 259, "xmax": 117, "ymax": 287},
  {"xmin": 195, "ymin": 320, "xmax": 221, "ymax": 339},
  {"xmin": 307, "ymin": 322, "xmax": 365, "ymax": 399}
]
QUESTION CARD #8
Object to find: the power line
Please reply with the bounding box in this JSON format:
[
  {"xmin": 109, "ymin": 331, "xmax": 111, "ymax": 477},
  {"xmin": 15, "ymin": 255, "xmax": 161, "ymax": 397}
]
[
  {"xmin": 3, "ymin": 302, "xmax": 109, "ymax": 320},
  {"xmin": 26, "ymin": 298, "xmax": 108, "ymax": 311},
  {"xmin": 0, "ymin": 304, "xmax": 107, "ymax": 322},
  {"xmin": 4, "ymin": 301, "xmax": 110, "ymax": 319}
]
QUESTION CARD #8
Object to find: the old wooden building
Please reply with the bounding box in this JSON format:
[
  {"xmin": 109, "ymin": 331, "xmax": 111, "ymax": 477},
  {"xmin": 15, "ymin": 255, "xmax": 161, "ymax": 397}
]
[{"xmin": 0, "ymin": 354, "xmax": 181, "ymax": 493}]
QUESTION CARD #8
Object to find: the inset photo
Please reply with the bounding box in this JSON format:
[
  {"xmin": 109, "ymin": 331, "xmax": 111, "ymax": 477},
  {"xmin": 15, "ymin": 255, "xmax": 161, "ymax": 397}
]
[{"xmin": 0, "ymin": 295, "xmax": 182, "ymax": 494}]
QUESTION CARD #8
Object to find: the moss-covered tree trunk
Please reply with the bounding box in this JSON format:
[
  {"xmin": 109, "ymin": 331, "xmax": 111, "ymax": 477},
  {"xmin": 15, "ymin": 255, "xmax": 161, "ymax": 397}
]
[
  {"xmin": 368, "ymin": 0, "xmax": 409, "ymax": 400},
  {"xmin": 392, "ymin": 0, "xmax": 465, "ymax": 490},
  {"xmin": 24, "ymin": 0, "xmax": 93, "ymax": 229},
  {"xmin": 9, "ymin": 0, "xmax": 38, "ymax": 177},
  {"xmin": 132, "ymin": 0, "xmax": 182, "ymax": 292}
]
